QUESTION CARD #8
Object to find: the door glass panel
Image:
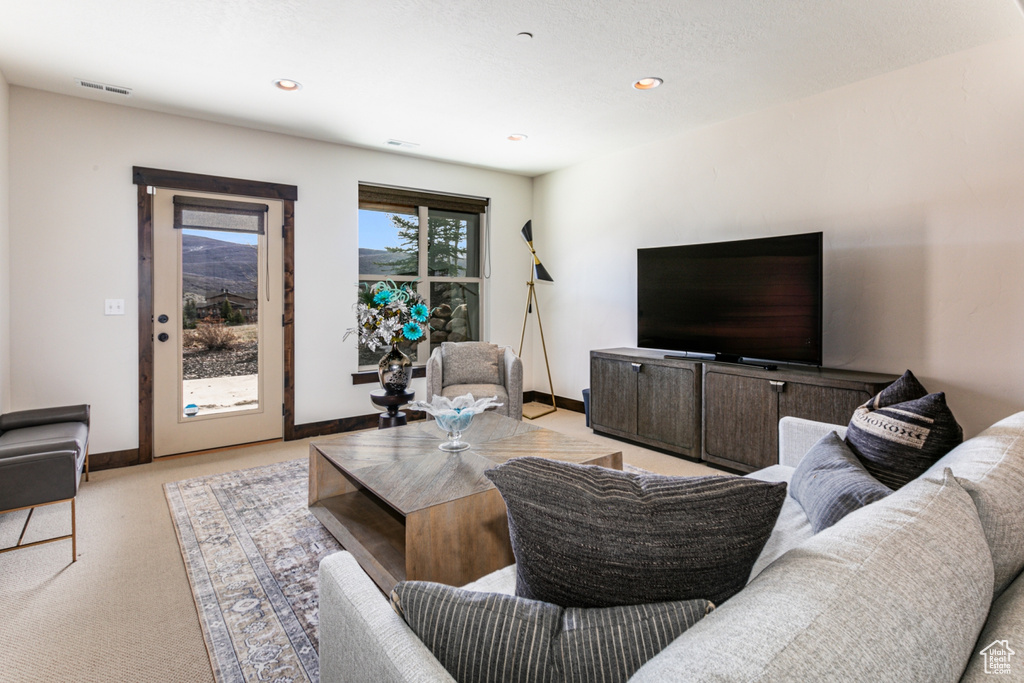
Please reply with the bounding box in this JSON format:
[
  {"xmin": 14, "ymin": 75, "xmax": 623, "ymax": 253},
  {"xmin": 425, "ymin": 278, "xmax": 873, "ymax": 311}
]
[
  {"xmin": 428, "ymin": 281, "xmax": 480, "ymax": 353},
  {"xmin": 181, "ymin": 228, "xmax": 260, "ymax": 417},
  {"xmin": 427, "ymin": 210, "xmax": 479, "ymax": 277},
  {"xmin": 358, "ymin": 205, "xmax": 419, "ymax": 277}
]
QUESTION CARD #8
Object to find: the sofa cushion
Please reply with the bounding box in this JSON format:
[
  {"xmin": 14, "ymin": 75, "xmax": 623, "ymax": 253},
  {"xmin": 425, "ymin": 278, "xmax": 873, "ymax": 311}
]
[
  {"xmin": 790, "ymin": 431, "xmax": 893, "ymax": 533},
  {"xmin": 441, "ymin": 342, "xmax": 500, "ymax": 386},
  {"xmin": 391, "ymin": 580, "xmax": 713, "ymax": 683},
  {"xmin": 629, "ymin": 469, "xmax": 994, "ymax": 683},
  {"xmin": 744, "ymin": 465, "xmax": 812, "ymax": 582},
  {"xmin": 845, "ymin": 369, "xmax": 962, "ymax": 489},
  {"xmin": 960, "ymin": 568, "xmax": 1024, "ymax": 681},
  {"xmin": 485, "ymin": 457, "xmax": 787, "ymax": 608},
  {"xmin": 925, "ymin": 410, "xmax": 1024, "ymax": 596}
]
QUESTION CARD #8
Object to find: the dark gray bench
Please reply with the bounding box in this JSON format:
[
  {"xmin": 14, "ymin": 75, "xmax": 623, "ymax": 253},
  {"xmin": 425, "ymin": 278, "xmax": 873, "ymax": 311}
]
[{"xmin": 0, "ymin": 404, "xmax": 90, "ymax": 562}]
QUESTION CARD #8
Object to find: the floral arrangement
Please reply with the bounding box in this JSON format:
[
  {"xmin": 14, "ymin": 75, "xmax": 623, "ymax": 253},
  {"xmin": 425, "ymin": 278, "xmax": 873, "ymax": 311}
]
[{"xmin": 343, "ymin": 280, "xmax": 431, "ymax": 351}]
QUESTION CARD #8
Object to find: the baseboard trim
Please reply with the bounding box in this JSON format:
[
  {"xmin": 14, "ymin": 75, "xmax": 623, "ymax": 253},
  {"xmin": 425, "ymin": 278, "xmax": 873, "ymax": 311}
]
[
  {"xmin": 89, "ymin": 448, "xmax": 140, "ymax": 471},
  {"xmin": 98, "ymin": 394, "xmax": 582, "ymax": 462},
  {"xmin": 524, "ymin": 392, "xmax": 585, "ymax": 414},
  {"xmin": 290, "ymin": 410, "xmax": 426, "ymax": 440}
]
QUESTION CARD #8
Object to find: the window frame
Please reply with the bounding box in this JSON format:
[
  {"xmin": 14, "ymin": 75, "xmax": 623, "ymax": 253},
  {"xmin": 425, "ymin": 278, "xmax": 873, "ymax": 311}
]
[{"xmin": 356, "ymin": 189, "xmax": 488, "ymax": 372}]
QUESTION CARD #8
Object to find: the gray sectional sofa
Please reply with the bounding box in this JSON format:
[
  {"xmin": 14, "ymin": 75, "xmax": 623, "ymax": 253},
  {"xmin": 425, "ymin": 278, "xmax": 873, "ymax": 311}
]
[{"xmin": 318, "ymin": 411, "xmax": 1024, "ymax": 682}]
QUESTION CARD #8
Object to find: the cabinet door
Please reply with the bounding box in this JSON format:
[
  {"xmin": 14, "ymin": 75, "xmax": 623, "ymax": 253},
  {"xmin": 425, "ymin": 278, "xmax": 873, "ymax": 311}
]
[
  {"xmin": 590, "ymin": 357, "xmax": 637, "ymax": 435},
  {"xmin": 637, "ymin": 363, "xmax": 697, "ymax": 451},
  {"xmin": 778, "ymin": 382, "xmax": 871, "ymax": 426},
  {"xmin": 703, "ymin": 370, "xmax": 778, "ymax": 472}
]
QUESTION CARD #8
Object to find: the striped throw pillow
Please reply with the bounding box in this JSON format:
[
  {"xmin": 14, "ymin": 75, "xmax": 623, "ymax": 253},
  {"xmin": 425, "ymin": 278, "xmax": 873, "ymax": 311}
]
[
  {"xmin": 485, "ymin": 457, "xmax": 787, "ymax": 608},
  {"xmin": 790, "ymin": 431, "xmax": 893, "ymax": 533},
  {"xmin": 845, "ymin": 370, "xmax": 962, "ymax": 489},
  {"xmin": 390, "ymin": 581, "xmax": 713, "ymax": 683}
]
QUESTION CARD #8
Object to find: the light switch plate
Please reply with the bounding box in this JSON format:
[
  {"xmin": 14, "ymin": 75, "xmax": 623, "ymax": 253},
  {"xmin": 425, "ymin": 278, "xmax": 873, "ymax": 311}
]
[{"xmin": 105, "ymin": 299, "xmax": 125, "ymax": 315}]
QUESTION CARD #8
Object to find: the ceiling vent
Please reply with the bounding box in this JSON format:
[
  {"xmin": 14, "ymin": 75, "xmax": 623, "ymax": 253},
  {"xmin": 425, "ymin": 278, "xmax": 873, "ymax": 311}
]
[
  {"xmin": 385, "ymin": 139, "xmax": 419, "ymax": 150},
  {"xmin": 76, "ymin": 79, "xmax": 133, "ymax": 97}
]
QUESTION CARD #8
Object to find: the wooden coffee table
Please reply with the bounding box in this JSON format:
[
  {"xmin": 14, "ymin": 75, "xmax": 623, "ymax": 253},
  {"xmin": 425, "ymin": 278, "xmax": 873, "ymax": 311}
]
[{"xmin": 309, "ymin": 411, "xmax": 622, "ymax": 592}]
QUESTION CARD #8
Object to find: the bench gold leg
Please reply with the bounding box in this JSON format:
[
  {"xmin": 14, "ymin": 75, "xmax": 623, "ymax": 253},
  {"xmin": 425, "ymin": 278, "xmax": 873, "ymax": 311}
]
[{"xmin": 0, "ymin": 498, "xmax": 78, "ymax": 563}]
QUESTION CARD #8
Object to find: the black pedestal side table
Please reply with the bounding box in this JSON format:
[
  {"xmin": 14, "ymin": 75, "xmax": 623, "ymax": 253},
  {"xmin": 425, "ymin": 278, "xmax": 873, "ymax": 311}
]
[{"xmin": 370, "ymin": 389, "xmax": 415, "ymax": 429}]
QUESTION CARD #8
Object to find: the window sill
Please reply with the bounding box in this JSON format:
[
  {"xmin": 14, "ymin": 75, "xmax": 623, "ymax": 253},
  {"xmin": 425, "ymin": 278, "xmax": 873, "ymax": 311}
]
[{"xmin": 351, "ymin": 366, "xmax": 427, "ymax": 385}]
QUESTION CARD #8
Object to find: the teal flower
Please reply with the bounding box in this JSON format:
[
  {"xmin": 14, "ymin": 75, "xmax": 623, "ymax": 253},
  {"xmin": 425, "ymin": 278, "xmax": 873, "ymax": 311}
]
[
  {"xmin": 373, "ymin": 289, "xmax": 393, "ymax": 305},
  {"xmin": 402, "ymin": 322, "xmax": 424, "ymax": 341},
  {"xmin": 410, "ymin": 303, "xmax": 429, "ymax": 322}
]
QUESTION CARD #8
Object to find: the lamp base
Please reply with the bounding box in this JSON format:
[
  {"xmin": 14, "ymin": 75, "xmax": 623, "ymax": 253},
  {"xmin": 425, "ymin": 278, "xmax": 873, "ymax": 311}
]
[{"xmin": 522, "ymin": 401, "xmax": 557, "ymax": 420}]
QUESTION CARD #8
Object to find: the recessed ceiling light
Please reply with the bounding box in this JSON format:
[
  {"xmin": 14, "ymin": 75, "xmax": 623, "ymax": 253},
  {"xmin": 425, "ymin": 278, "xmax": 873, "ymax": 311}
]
[
  {"xmin": 273, "ymin": 78, "xmax": 302, "ymax": 91},
  {"xmin": 633, "ymin": 77, "xmax": 663, "ymax": 90},
  {"xmin": 507, "ymin": 133, "xmax": 528, "ymax": 142},
  {"xmin": 516, "ymin": 32, "xmax": 533, "ymax": 42}
]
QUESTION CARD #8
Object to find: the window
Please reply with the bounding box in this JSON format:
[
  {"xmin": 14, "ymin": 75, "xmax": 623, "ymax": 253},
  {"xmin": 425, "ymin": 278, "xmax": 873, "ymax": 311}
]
[{"xmin": 357, "ymin": 184, "xmax": 488, "ymax": 368}]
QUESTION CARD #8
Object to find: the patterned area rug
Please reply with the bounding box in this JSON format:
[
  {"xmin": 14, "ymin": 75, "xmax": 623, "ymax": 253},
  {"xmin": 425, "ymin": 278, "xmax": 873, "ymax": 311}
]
[{"xmin": 165, "ymin": 459, "xmax": 341, "ymax": 683}]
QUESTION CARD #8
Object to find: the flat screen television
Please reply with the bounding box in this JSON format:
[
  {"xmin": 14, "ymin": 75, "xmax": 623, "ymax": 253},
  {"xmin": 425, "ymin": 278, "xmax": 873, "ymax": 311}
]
[{"xmin": 637, "ymin": 232, "xmax": 823, "ymax": 367}]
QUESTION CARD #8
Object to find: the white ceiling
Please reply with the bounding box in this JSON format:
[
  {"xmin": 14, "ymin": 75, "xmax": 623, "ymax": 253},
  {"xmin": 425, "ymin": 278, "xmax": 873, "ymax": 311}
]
[{"xmin": 0, "ymin": 0, "xmax": 1021, "ymax": 176}]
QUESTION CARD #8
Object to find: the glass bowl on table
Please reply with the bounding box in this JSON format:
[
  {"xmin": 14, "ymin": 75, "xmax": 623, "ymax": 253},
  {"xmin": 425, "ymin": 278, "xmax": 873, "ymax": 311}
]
[{"xmin": 409, "ymin": 394, "xmax": 503, "ymax": 452}]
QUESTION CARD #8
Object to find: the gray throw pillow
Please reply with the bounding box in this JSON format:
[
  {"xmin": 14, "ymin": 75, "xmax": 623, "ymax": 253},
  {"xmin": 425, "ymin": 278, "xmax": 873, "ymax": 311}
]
[
  {"xmin": 441, "ymin": 341, "xmax": 500, "ymax": 386},
  {"xmin": 485, "ymin": 457, "xmax": 787, "ymax": 608},
  {"xmin": 791, "ymin": 431, "xmax": 893, "ymax": 533},
  {"xmin": 845, "ymin": 369, "xmax": 962, "ymax": 489},
  {"xmin": 391, "ymin": 580, "xmax": 713, "ymax": 683}
]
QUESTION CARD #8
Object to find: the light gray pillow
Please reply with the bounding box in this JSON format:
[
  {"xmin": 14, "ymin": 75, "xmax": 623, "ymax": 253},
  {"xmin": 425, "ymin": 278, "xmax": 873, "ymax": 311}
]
[
  {"xmin": 485, "ymin": 457, "xmax": 787, "ymax": 608},
  {"xmin": 441, "ymin": 341, "xmax": 500, "ymax": 386},
  {"xmin": 790, "ymin": 431, "xmax": 893, "ymax": 533},
  {"xmin": 630, "ymin": 468, "xmax": 994, "ymax": 683},
  {"xmin": 959, "ymin": 567, "xmax": 1024, "ymax": 681},
  {"xmin": 391, "ymin": 580, "xmax": 713, "ymax": 683},
  {"xmin": 924, "ymin": 410, "xmax": 1024, "ymax": 596}
]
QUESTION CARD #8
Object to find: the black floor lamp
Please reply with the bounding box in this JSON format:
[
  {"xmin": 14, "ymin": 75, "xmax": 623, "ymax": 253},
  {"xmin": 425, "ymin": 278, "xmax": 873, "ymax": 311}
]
[{"xmin": 517, "ymin": 220, "xmax": 557, "ymax": 419}]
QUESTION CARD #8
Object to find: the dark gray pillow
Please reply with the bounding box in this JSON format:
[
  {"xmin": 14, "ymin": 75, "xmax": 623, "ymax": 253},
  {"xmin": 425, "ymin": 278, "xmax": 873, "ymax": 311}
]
[
  {"xmin": 485, "ymin": 457, "xmax": 787, "ymax": 608},
  {"xmin": 391, "ymin": 580, "xmax": 713, "ymax": 683},
  {"xmin": 791, "ymin": 431, "xmax": 893, "ymax": 533},
  {"xmin": 845, "ymin": 370, "xmax": 962, "ymax": 489},
  {"xmin": 441, "ymin": 341, "xmax": 500, "ymax": 386}
]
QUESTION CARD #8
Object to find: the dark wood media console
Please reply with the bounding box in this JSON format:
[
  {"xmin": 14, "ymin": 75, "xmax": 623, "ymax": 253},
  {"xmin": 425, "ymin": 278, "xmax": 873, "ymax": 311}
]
[{"xmin": 590, "ymin": 348, "xmax": 898, "ymax": 473}]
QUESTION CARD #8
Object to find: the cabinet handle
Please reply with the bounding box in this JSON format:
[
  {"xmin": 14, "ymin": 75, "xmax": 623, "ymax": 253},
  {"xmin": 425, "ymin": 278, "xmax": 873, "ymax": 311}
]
[
  {"xmin": 631, "ymin": 363, "xmax": 642, "ymax": 373},
  {"xmin": 769, "ymin": 380, "xmax": 786, "ymax": 393}
]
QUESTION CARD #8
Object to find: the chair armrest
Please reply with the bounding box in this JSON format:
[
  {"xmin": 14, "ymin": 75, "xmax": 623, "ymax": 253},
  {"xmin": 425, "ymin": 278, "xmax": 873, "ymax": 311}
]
[
  {"xmin": 502, "ymin": 347, "xmax": 523, "ymax": 420},
  {"xmin": 778, "ymin": 416, "xmax": 847, "ymax": 468},
  {"xmin": 425, "ymin": 347, "xmax": 443, "ymax": 417},
  {"xmin": 0, "ymin": 449, "xmax": 79, "ymax": 510},
  {"xmin": 318, "ymin": 552, "xmax": 455, "ymax": 683},
  {"xmin": 0, "ymin": 404, "xmax": 90, "ymax": 432}
]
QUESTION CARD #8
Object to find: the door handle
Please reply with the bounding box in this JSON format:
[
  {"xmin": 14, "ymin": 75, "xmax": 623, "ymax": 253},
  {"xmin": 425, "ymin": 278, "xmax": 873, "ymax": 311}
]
[
  {"xmin": 158, "ymin": 332, "xmax": 170, "ymax": 342},
  {"xmin": 631, "ymin": 363, "xmax": 642, "ymax": 373},
  {"xmin": 769, "ymin": 380, "xmax": 786, "ymax": 393}
]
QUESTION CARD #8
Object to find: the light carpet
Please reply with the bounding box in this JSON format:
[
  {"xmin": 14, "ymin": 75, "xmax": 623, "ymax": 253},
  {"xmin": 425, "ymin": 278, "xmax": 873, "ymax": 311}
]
[{"xmin": 165, "ymin": 458, "xmax": 341, "ymax": 683}]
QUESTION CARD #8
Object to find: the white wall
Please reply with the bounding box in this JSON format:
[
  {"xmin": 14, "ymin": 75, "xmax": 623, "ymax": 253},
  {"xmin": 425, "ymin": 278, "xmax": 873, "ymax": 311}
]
[
  {"xmin": 0, "ymin": 69, "xmax": 9, "ymax": 413},
  {"xmin": 8, "ymin": 88, "xmax": 532, "ymax": 453},
  {"xmin": 532, "ymin": 35, "xmax": 1024, "ymax": 438}
]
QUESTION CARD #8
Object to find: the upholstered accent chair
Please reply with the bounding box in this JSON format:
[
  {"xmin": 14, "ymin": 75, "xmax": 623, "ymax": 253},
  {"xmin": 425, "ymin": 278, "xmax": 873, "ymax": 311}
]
[
  {"xmin": 0, "ymin": 404, "xmax": 90, "ymax": 562},
  {"xmin": 426, "ymin": 342, "xmax": 523, "ymax": 420}
]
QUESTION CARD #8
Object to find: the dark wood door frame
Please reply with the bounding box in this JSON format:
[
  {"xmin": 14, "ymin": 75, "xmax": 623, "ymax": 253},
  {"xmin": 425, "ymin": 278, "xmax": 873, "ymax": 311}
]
[{"xmin": 133, "ymin": 167, "xmax": 298, "ymax": 465}]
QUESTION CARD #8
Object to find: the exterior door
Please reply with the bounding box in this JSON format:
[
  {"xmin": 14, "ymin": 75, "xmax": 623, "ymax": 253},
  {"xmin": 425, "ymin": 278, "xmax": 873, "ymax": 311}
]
[{"xmin": 152, "ymin": 188, "xmax": 284, "ymax": 456}]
